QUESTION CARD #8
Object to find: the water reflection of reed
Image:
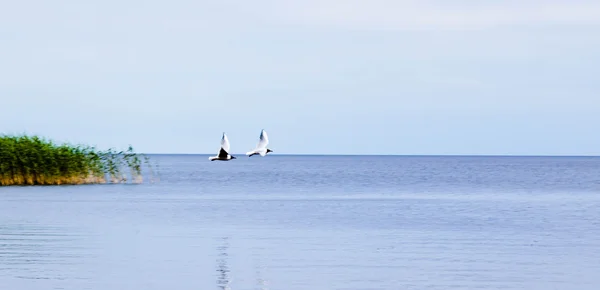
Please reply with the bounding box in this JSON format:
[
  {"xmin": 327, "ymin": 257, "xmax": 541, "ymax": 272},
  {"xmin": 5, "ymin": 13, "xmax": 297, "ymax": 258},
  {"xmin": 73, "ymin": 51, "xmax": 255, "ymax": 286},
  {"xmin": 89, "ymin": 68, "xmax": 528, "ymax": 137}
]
[{"xmin": 216, "ymin": 236, "xmax": 231, "ymax": 290}]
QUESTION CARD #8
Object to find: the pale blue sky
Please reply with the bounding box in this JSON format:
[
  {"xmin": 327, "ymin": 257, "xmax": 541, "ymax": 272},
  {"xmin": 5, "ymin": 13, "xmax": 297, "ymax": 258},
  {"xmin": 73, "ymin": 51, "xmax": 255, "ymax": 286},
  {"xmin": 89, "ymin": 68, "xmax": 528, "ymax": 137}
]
[{"xmin": 1, "ymin": 0, "xmax": 599, "ymax": 155}]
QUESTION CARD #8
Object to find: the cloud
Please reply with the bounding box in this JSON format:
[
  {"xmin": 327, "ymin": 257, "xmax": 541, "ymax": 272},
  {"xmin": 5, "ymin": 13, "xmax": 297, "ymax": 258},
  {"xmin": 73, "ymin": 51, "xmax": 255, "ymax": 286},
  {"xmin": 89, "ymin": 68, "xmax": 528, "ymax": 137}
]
[{"xmin": 261, "ymin": 0, "xmax": 600, "ymax": 30}]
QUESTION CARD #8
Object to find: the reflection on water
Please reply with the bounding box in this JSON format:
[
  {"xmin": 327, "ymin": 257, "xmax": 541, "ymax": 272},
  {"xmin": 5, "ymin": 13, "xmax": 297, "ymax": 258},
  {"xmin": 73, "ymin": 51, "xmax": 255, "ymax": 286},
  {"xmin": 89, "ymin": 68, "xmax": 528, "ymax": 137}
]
[
  {"xmin": 214, "ymin": 236, "xmax": 271, "ymax": 290},
  {"xmin": 216, "ymin": 237, "xmax": 231, "ymax": 290},
  {"xmin": 1, "ymin": 155, "xmax": 600, "ymax": 290},
  {"xmin": 254, "ymin": 262, "xmax": 269, "ymax": 290}
]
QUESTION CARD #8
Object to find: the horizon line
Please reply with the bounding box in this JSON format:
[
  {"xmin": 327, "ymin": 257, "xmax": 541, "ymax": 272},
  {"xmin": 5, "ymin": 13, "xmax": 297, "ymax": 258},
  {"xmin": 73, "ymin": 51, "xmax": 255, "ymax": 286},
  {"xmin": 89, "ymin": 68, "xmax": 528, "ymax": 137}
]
[{"xmin": 137, "ymin": 153, "xmax": 600, "ymax": 157}]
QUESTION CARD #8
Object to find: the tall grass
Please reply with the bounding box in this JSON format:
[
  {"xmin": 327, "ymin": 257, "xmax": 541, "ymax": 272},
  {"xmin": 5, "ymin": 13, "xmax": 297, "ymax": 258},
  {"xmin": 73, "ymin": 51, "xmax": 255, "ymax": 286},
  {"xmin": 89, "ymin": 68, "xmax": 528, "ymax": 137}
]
[{"xmin": 0, "ymin": 134, "xmax": 157, "ymax": 186}]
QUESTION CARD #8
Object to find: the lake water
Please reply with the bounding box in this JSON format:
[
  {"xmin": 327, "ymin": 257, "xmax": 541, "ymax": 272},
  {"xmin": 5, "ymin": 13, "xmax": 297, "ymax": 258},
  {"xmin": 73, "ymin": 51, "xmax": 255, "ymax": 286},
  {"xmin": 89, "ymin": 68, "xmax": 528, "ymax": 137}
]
[{"xmin": 1, "ymin": 155, "xmax": 600, "ymax": 290}]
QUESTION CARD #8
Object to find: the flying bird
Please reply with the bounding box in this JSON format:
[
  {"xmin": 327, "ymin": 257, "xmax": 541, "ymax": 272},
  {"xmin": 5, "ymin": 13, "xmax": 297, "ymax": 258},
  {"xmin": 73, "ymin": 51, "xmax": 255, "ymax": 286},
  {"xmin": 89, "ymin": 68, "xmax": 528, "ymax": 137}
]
[
  {"xmin": 246, "ymin": 129, "xmax": 273, "ymax": 157},
  {"xmin": 209, "ymin": 133, "xmax": 236, "ymax": 161}
]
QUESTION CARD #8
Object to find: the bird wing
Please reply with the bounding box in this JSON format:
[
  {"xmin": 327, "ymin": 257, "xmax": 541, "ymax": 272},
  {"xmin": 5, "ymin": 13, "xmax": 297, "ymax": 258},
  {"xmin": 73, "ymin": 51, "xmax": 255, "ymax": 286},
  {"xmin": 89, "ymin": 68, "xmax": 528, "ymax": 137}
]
[
  {"xmin": 219, "ymin": 133, "xmax": 229, "ymax": 157},
  {"xmin": 255, "ymin": 129, "xmax": 269, "ymax": 149},
  {"xmin": 218, "ymin": 148, "xmax": 229, "ymax": 159}
]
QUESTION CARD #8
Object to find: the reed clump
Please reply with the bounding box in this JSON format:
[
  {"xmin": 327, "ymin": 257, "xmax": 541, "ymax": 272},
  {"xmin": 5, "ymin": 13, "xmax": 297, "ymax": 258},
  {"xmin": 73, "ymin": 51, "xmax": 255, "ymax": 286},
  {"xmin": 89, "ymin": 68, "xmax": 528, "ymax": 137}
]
[{"xmin": 0, "ymin": 134, "xmax": 157, "ymax": 186}]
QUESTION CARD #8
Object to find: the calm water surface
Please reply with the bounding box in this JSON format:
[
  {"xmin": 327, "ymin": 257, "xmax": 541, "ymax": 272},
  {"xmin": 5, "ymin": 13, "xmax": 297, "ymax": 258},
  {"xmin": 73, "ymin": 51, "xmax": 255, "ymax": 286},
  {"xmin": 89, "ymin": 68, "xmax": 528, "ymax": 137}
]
[{"xmin": 1, "ymin": 155, "xmax": 600, "ymax": 290}]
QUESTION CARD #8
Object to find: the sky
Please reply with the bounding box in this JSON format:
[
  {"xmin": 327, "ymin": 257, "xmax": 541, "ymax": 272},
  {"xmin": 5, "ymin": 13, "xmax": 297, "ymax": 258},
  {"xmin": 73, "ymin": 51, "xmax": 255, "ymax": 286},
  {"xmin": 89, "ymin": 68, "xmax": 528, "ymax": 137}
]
[{"xmin": 1, "ymin": 0, "xmax": 599, "ymax": 155}]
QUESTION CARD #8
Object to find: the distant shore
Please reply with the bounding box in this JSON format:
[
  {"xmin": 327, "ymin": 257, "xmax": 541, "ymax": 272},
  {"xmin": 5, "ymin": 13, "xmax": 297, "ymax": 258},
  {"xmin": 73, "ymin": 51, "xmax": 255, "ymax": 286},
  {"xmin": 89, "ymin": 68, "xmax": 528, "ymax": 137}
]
[{"xmin": 0, "ymin": 134, "xmax": 156, "ymax": 186}]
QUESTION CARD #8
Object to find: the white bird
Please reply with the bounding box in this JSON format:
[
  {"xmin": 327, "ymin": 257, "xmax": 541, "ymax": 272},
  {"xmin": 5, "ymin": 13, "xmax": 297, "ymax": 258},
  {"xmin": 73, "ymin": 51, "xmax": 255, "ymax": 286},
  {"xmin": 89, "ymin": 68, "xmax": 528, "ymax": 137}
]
[
  {"xmin": 246, "ymin": 129, "xmax": 273, "ymax": 157},
  {"xmin": 209, "ymin": 133, "xmax": 237, "ymax": 161}
]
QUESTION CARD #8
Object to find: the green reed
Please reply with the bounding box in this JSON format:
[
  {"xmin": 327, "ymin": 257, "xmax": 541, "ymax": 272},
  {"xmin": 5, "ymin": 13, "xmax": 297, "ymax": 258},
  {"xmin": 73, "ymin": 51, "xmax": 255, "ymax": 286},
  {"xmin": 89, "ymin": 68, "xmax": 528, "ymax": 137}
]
[{"xmin": 0, "ymin": 134, "xmax": 157, "ymax": 186}]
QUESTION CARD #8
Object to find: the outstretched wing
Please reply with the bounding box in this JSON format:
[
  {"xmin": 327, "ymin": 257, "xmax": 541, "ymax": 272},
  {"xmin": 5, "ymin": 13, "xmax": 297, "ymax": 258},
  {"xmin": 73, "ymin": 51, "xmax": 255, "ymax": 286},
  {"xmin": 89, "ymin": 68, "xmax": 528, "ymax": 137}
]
[
  {"xmin": 218, "ymin": 148, "xmax": 229, "ymax": 159},
  {"xmin": 255, "ymin": 129, "xmax": 269, "ymax": 149},
  {"xmin": 221, "ymin": 133, "xmax": 231, "ymax": 153}
]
